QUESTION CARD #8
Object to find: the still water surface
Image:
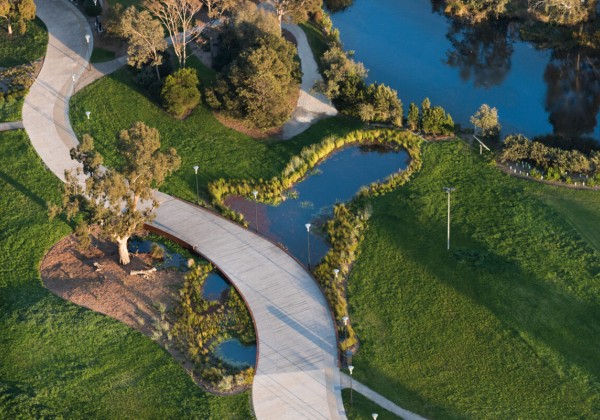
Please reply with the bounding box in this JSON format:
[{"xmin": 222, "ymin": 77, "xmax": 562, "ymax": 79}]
[
  {"xmin": 331, "ymin": 0, "xmax": 600, "ymax": 140},
  {"xmin": 226, "ymin": 145, "xmax": 409, "ymax": 265}
]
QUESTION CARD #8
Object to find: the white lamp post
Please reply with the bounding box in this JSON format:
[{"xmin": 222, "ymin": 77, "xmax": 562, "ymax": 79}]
[
  {"xmin": 372, "ymin": 414, "xmax": 378, "ymax": 420},
  {"xmin": 333, "ymin": 268, "xmax": 339, "ymax": 279},
  {"xmin": 193, "ymin": 166, "xmax": 199, "ymax": 204},
  {"xmin": 443, "ymin": 187, "xmax": 456, "ymax": 250},
  {"xmin": 305, "ymin": 223, "xmax": 311, "ymax": 267},
  {"xmin": 348, "ymin": 365, "xmax": 354, "ymax": 406},
  {"xmin": 252, "ymin": 190, "xmax": 259, "ymax": 232},
  {"xmin": 85, "ymin": 111, "xmax": 91, "ymax": 119}
]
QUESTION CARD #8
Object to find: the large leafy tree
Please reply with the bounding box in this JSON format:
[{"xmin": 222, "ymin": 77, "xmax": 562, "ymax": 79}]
[
  {"xmin": 200, "ymin": 0, "xmax": 236, "ymax": 19},
  {"xmin": 206, "ymin": 2, "xmax": 299, "ymax": 128},
  {"xmin": 61, "ymin": 122, "xmax": 181, "ymax": 265},
  {"xmin": 271, "ymin": 0, "xmax": 321, "ymax": 26},
  {"xmin": 114, "ymin": 6, "xmax": 167, "ymax": 80},
  {"xmin": 144, "ymin": 0, "xmax": 203, "ymax": 67},
  {"xmin": 0, "ymin": 0, "xmax": 35, "ymax": 35}
]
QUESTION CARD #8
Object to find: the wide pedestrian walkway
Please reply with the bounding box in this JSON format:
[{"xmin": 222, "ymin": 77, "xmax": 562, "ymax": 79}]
[{"xmin": 24, "ymin": 0, "xmax": 345, "ymax": 418}]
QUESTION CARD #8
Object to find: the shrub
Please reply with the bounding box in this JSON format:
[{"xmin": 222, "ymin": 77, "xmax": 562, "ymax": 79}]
[
  {"xmin": 161, "ymin": 68, "xmax": 201, "ymax": 119},
  {"xmin": 325, "ymin": 0, "xmax": 353, "ymax": 12}
]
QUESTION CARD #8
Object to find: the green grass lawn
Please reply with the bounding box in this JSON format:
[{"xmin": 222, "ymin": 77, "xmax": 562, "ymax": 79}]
[
  {"xmin": 0, "ymin": 130, "xmax": 251, "ymax": 418},
  {"xmin": 348, "ymin": 141, "xmax": 600, "ymax": 418},
  {"xmin": 342, "ymin": 389, "xmax": 400, "ymax": 420},
  {"xmin": 90, "ymin": 47, "xmax": 116, "ymax": 63},
  {"xmin": 70, "ymin": 65, "xmax": 359, "ymax": 203},
  {"xmin": 0, "ymin": 18, "xmax": 48, "ymax": 67}
]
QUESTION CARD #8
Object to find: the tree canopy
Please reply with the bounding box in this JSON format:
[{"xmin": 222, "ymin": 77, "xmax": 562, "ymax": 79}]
[{"xmin": 60, "ymin": 122, "xmax": 181, "ymax": 265}]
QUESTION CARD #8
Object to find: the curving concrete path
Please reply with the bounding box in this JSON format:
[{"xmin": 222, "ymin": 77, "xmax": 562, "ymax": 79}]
[
  {"xmin": 25, "ymin": 0, "xmax": 345, "ymax": 418},
  {"xmin": 280, "ymin": 23, "xmax": 338, "ymax": 140}
]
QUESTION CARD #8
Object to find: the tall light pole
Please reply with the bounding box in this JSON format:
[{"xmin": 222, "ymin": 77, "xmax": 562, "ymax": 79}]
[
  {"xmin": 443, "ymin": 187, "xmax": 456, "ymax": 250},
  {"xmin": 85, "ymin": 34, "xmax": 91, "ymax": 71},
  {"xmin": 333, "ymin": 268, "xmax": 339, "ymax": 279},
  {"xmin": 305, "ymin": 223, "xmax": 311, "ymax": 267},
  {"xmin": 372, "ymin": 414, "xmax": 379, "ymax": 420},
  {"xmin": 252, "ymin": 190, "xmax": 259, "ymax": 232},
  {"xmin": 348, "ymin": 365, "xmax": 354, "ymax": 406},
  {"xmin": 193, "ymin": 166, "xmax": 199, "ymax": 204}
]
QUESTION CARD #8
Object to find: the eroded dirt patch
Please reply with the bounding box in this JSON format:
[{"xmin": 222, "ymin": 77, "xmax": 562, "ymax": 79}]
[{"xmin": 41, "ymin": 234, "xmax": 182, "ymax": 337}]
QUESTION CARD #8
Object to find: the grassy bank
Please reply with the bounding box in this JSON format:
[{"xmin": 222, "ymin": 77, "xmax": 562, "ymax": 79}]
[
  {"xmin": 0, "ymin": 18, "xmax": 48, "ymax": 67},
  {"xmin": 348, "ymin": 141, "xmax": 600, "ymax": 418},
  {"xmin": 70, "ymin": 65, "xmax": 359, "ymax": 203},
  {"xmin": 342, "ymin": 389, "xmax": 400, "ymax": 420},
  {"xmin": 0, "ymin": 131, "xmax": 251, "ymax": 418}
]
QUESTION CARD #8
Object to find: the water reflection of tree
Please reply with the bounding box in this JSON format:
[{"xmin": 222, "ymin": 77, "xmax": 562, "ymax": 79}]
[
  {"xmin": 544, "ymin": 49, "xmax": 600, "ymax": 137},
  {"xmin": 445, "ymin": 19, "xmax": 514, "ymax": 88}
]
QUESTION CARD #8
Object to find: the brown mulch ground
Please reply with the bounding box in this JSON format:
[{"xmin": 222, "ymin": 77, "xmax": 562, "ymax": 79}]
[{"xmin": 41, "ymin": 233, "xmax": 183, "ymax": 337}]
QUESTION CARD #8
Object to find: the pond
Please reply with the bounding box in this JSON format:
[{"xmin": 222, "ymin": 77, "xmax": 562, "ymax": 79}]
[
  {"xmin": 215, "ymin": 338, "xmax": 257, "ymax": 369},
  {"xmin": 330, "ymin": 0, "xmax": 600, "ymax": 141},
  {"xmin": 128, "ymin": 239, "xmax": 190, "ymax": 271},
  {"xmin": 226, "ymin": 145, "xmax": 410, "ymax": 265},
  {"xmin": 203, "ymin": 272, "xmax": 230, "ymax": 301}
]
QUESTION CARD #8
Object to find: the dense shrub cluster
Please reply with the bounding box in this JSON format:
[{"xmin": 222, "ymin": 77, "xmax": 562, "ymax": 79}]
[
  {"xmin": 209, "ymin": 129, "xmax": 423, "ymax": 351},
  {"xmin": 205, "ymin": 3, "xmax": 300, "ymax": 129},
  {"xmin": 501, "ymin": 134, "xmax": 600, "ymax": 185},
  {"xmin": 161, "ymin": 68, "xmax": 201, "ymax": 119},
  {"xmin": 171, "ymin": 263, "xmax": 255, "ymax": 391}
]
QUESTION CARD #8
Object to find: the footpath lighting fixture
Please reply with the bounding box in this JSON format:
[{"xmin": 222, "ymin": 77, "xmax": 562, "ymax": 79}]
[
  {"xmin": 333, "ymin": 268, "xmax": 339, "ymax": 279},
  {"xmin": 85, "ymin": 111, "xmax": 91, "ymax": 119},
  {"xmin": 443, "ymin": 187, "xmax": 456, "ymax": 250},
  {"xmin": 372, "ymin": 414, "xmax": 378, "ymax": 420},
  {"xmin": 85, "ymin": 34, "xmax": 91, "ymax": 44},
  {"xmin": 252, "ymin": 190, "xmax": 259, "ymax": 232},
  {"xmin": 193, "ymin": 165, "xmax": 199, "ymax": 204},
  {"xmin": 342, "ymin": 316, "xmax": 349, "ymax": 326},
  {"xmin": 305, "ymin": 223, "xmax": 311, "ymax": 267},
  {"xmin": 348, "ymin": 365, "xmax": 354, "ymax": 406}
]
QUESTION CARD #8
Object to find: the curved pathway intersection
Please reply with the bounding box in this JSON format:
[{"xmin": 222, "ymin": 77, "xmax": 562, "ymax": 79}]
[{"xmin": 25, "ymin": 0, "xmax": 343, "ymax": 418}]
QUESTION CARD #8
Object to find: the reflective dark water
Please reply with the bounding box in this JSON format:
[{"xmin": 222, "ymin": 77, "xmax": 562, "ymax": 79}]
[
  {"xmin": 330, "ymin": 0, "xmax": 600, "ymax": 140},
  {"xmin": 128, "ymin": 239, "xmax": 189, "ymax": 270},
  {"xmin": 215, "ymin": 339, "xmax": 257, "ymax": 368},
  {"xmin": 203, "ymin": 272, "xmax": 230, "ymax": 301},
  {"xmin": 226, "ymin": 145, "xmax": 410, "ymax": 265}
]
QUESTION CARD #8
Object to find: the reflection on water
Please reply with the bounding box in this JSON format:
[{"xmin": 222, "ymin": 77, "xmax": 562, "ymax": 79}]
[
  {"xmin": 545, "ymin": 49, "xmax": 600, "ymax": 137},
  {"xmin": 215, "ymin": 339, "xmax": 256, "ymax": 368},
  {"xmin": 331, "ymin": 0, "xmax": 600, "ymax": 140},
  {"xmin": 226, "ymin": 146, "xmax": 410, "ymax": 265},
  {"xmin": 445, "ymin": 19, "xmax": 514, "ymax": 89},
  {"xmin": 203, "ymin": 272, "xmax": 230, "ymax": 301}
]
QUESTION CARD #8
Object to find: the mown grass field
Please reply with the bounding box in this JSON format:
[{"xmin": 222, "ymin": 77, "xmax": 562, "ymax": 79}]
[
  {"xmin": 342, "ymin": 389, "xmax": 400, "ymax": 420},
  {"xmin": 348, "ymin": 141, "xmax": 600, "ymax": 418},
  {"xmin": 0, "ymin": 130, "xmax": 251, "ymax": 418},
  {"xmin": 70, "ymin": 62, "xmax": 359, "ymax": 203},
  {"xmin": 0, "ymin": 18, "xmax": 48, "ymax": 67}
]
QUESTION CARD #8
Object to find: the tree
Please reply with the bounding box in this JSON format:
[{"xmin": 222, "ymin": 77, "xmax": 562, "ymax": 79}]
[
  {"xmin": 407, "ymin": 102, "xmax": 419, "ymax": 131},
  {"xmin": 200, "ymin": 0, "xmax": 236, "ymax": 19},
  {"xmin": 272, "ymin": 0, "xmax": 318, "ymax": 26},
  {"xmin": 0, "ymin": 0, "xmax": 35, "ymax": 35},
  {"xmin": 361, "ymin": 83, "xmax": 403, "ymax": 126},
  {"xmin": 470, "ymin": 103, "xmax": 501, "ymax": 137},
  {"xmin": 61, "ymin": 122, "xmax": 181, "ymax": 265},
  {"xmin": 161, "ymin": 68, "xmax": 201, "ymax": 119},
  {"xmin": 422, "ymin": 104, "xmax": 454, "ymax": 135},
  {"xmin": 117, "ymin": 7, "xmax": 167, "ymax": 80},
  {"xmin": 528, "ymin": 0, "xmax": 594, "ymax": 25},
  {"xmin": 444, "ymin": 0, "xmax": 509, "ymax": 23},
  {"xmin": 145, "ymin": 0, "xmax": 203, "ymax": 67}
]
